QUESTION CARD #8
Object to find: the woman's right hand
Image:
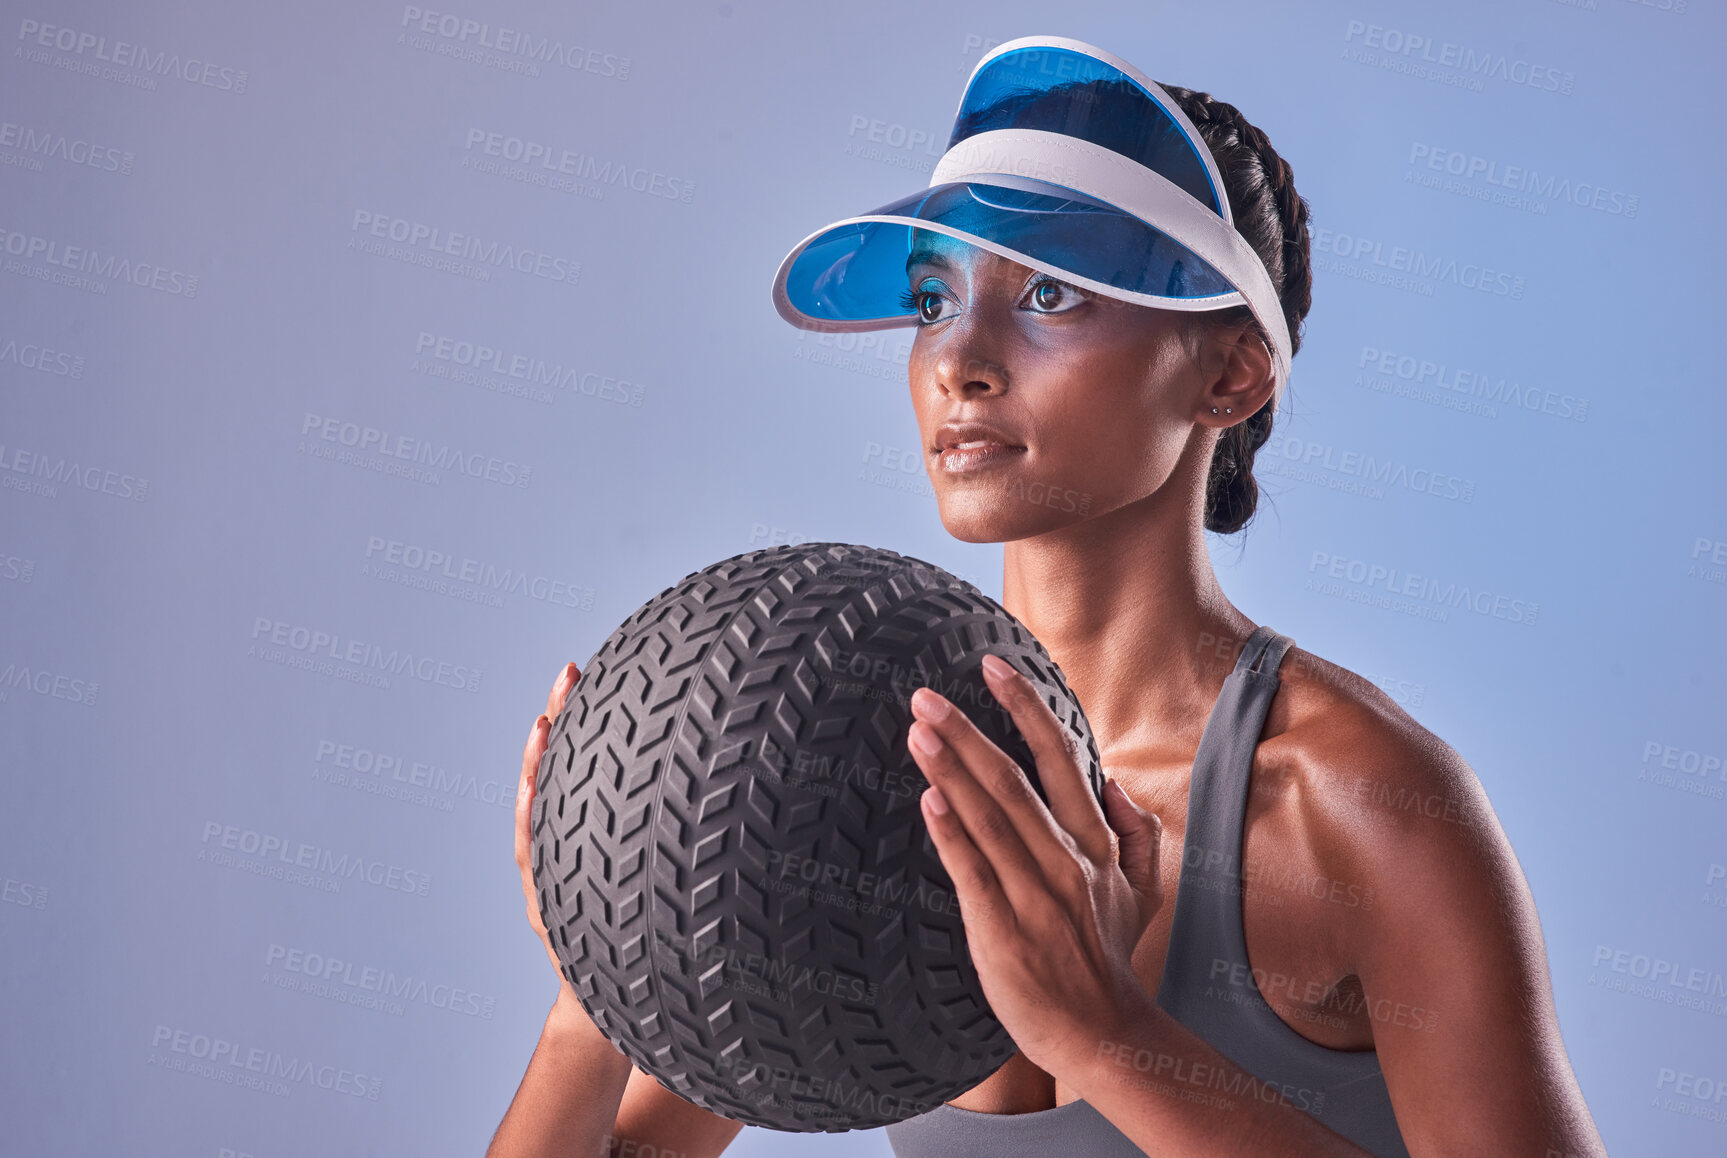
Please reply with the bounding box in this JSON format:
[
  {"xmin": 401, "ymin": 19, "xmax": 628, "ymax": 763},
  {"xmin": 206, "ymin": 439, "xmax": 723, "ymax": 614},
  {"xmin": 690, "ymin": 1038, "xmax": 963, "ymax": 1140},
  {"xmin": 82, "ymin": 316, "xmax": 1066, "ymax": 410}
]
[{"xmin": 516, "ymin": 661, "xmax": 586, "ymax": 1014}]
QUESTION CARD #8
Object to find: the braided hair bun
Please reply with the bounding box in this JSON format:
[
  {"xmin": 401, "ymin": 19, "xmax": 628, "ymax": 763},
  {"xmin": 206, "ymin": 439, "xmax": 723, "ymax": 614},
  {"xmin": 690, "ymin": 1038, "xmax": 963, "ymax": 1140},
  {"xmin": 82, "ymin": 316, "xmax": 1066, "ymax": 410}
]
[{"xmin": 1158, "ymin": 84, "xmax": 1314, "ymax": 535}]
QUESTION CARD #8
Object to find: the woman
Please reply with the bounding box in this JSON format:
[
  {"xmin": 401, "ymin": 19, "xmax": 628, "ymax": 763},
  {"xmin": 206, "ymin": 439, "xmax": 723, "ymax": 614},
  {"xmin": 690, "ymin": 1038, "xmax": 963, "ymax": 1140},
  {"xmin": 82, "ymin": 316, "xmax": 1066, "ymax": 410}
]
[{"xmin": 489, "ymin": 37, "xmax": 1606, "ymax": 1158}]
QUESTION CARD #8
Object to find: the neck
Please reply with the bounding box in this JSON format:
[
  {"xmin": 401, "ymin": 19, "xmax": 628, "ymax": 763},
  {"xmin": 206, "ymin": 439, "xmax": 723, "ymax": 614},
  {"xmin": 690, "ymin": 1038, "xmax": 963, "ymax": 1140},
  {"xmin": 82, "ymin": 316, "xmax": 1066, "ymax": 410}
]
[{"xmin": 999, "ymin": 455, "xmax": 1254, "ymax": 759}]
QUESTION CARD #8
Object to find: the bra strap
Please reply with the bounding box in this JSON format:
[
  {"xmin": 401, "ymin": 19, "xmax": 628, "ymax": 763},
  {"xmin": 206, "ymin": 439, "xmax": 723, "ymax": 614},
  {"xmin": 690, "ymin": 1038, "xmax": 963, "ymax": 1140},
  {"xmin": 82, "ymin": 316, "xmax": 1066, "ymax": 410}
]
[{"xmin": 1154, "ymin": 624, "xmax": 1293, "ymax": 1025}]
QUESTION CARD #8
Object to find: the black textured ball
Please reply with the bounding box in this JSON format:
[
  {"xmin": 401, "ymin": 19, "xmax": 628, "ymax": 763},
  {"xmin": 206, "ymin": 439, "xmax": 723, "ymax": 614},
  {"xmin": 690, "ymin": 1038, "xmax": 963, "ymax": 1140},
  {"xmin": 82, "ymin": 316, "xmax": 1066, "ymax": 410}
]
[{"xmin": 531, "ymin": 542, "xmax": 1102, "ymax": 1131}]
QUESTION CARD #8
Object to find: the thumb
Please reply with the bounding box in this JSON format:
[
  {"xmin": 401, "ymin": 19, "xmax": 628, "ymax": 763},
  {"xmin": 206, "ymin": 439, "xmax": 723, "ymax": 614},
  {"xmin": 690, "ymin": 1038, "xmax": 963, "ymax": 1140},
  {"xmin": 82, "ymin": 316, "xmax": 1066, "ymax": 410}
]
[{"xmin": 1103, "ymin": 778, "xmax": 1162, "ymax": 925}]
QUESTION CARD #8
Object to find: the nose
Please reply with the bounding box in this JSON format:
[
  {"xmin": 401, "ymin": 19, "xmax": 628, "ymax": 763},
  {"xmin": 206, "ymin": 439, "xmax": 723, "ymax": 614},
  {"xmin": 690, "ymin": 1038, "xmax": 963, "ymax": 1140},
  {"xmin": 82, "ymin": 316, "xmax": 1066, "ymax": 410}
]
[{"xmin": 931, "ymin": 315, "xmax": 1010, "ymax": 399}]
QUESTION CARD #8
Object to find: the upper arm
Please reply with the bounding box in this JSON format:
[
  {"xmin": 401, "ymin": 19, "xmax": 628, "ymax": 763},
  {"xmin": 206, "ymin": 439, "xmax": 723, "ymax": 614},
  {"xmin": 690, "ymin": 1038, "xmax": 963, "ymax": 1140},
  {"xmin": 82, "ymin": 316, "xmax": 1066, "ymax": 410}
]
[
  {"xmin": 613, "ymin": 1065, "xmax": 746, "ymax": 1158},
  {"xmin": 1337, "ymin": 738, "xmax": 1605, "ymax": 1158}
]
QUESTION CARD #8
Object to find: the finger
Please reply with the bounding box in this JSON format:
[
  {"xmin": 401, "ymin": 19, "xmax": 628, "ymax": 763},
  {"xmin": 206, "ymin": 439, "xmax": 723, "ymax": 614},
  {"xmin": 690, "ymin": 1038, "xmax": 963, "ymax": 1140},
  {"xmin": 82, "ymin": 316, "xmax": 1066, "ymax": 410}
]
[
  {"xmin": 516, "ymin": 714, "xmax": 548, "ymax": 874},
  {"xmin": 546, "ymin": 661, "xmax": 580, "ymax": 720},
  {"xmin": 909, "ymin": 686, "xmax": 1075, "ymax": 869},
  {"xmin": 921, "ymin": 785, "xmax": 1014, "ymax": 941},
  {"xmin": 517, "ymin": 714, "xmax": 563, "ymax": 973},
  {"xmin": 1103, "ymin": 779, "xmax": 1162, "ymax": 930},
  {"xmin": 908, "ymin": 717, "xmax": 1061, "ymax": 917},
  {"xmin": 980, "ymin": 653, "xmax": 1113, "ymax": 861}
]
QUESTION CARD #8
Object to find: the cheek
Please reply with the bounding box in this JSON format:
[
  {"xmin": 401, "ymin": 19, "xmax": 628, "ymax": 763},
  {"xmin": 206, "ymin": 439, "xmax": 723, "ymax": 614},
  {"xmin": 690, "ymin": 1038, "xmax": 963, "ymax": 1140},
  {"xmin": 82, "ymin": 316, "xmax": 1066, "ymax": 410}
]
[
  {"xmin": 907, "ymin": 348, "xmax": 938, "ymax": 437},
  {"xmin": 1044, "ymin": 349, "xmax": 1175, "ymax": 445},
  {"xmin": 907, "ymin": 341, "xmax": 931, "ymax": 388},
  {"xmin": 1028, "ymin": 349, "xmax": 1194, "ymax": 503}
]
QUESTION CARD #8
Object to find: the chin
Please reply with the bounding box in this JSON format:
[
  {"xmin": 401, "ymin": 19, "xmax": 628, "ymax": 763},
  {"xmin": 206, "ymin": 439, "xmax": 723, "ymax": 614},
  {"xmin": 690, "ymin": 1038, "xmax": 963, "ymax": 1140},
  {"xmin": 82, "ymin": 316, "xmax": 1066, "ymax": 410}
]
[
  {"xmin": 935, "ymin": 497, "xmax": 1066, "ymax": 545},
  {"xmin": 938, "ymin": 522, "xmax": 1005, "ymax": 546}
]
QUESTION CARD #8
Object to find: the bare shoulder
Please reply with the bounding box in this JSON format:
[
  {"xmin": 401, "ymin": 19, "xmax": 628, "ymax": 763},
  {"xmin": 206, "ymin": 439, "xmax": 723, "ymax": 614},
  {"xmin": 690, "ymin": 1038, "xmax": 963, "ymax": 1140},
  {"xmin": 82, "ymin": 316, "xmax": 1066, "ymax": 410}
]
[
  {"xmin": 1263, "ymin": 643, "xmax": 1502, "ymax": 850},
  {"xmin": 1255, "ymin": 642, "xmax": 1536, "ymax": 949},
  {"xmin": 1246, "ymin": 650, "xmax": 1602, "ymax": 1152}
]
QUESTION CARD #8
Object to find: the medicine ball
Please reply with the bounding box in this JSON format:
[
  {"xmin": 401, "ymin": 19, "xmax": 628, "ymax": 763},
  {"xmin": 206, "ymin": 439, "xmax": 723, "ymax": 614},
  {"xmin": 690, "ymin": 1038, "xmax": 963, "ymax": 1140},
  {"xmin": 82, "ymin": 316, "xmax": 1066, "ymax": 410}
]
[{"xmin": 531, "ymin": 542, "xmax": 1102, "ymax": 1131}]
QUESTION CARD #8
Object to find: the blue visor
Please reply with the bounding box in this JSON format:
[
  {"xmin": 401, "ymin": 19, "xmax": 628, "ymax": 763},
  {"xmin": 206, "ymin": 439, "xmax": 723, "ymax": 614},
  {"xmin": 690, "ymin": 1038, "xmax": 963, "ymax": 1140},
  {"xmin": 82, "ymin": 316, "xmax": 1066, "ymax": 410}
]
[
  {"xmin": 770, "ymin": 35, "xmax": 1292, "ymax": 391},
  {"xmin": 947, "ymin": 45, "xmax": 1225, "ymax": 217},
  {"xmin": 779, "ymin": 175, "xmax": 1238, "ymax": 330}
]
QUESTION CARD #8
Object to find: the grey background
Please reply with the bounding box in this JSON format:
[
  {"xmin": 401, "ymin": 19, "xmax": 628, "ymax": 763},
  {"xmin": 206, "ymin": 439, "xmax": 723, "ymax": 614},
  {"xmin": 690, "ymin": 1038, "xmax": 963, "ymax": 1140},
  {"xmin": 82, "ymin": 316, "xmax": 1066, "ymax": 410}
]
[{"xmin": 2, "ymin": 0, "xmax": 1723, "ymax": 1154}]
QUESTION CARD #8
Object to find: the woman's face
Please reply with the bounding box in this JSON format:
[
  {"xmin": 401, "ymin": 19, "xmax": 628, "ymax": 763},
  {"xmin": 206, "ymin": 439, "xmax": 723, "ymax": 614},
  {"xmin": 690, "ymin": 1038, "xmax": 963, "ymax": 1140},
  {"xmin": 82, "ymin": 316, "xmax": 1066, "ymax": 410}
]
[{"xmin": 904, "ymin": 231, "xmax": 1224, "ymax": 544}]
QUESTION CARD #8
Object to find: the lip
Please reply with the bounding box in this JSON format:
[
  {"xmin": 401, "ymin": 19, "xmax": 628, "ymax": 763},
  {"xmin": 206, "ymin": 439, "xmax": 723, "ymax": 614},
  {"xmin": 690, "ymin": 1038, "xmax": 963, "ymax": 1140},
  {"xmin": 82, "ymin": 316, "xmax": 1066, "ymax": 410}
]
[
  {"xmin": 936, "ymin": 442, "xmax": 1026, "ymax": 472},
  {"xmin": 932, "ymin": 420, "xmax": 1027, "ymax": 473}
]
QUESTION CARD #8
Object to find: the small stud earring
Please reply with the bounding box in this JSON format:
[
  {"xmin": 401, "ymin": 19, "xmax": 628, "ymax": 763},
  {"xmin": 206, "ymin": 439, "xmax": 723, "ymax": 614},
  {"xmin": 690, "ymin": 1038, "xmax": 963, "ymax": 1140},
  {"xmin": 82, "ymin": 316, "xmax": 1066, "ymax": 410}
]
[
  {"xmin": 1225, "ymin": 407, "xmax": 1233, "ymax": 414},
  {"xmin": 1210, "ymin": 407, "xmax": 1219, "ymax": 414}
]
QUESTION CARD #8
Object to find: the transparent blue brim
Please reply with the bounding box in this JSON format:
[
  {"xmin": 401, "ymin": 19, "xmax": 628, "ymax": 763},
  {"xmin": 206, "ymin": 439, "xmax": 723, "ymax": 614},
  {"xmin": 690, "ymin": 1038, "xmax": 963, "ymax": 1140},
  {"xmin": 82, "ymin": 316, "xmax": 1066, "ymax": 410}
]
[
  {"xmin": 780, "ymin": 177, "xmax": 1238, "ymax": 329},
  {"xmin": 947, "ymin": 44, "xmax": 1225, "ymax": 217}
]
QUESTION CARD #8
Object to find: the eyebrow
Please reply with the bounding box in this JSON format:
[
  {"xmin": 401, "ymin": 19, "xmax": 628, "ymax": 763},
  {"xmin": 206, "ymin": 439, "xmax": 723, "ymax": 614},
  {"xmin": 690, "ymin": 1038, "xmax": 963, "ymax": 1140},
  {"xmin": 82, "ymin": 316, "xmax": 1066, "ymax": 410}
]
[{"xmin": 905, "ymin": 245, "xmax": 956, "ymax": 275}]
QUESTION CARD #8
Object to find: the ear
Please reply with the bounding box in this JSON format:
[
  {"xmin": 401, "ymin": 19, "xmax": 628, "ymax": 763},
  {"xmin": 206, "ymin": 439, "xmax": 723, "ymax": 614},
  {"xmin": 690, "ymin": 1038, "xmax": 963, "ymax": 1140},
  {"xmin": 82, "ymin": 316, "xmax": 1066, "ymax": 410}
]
[{"xmin": 1194, "ymin": 320, "xmax": 1277, "ymax": 429}]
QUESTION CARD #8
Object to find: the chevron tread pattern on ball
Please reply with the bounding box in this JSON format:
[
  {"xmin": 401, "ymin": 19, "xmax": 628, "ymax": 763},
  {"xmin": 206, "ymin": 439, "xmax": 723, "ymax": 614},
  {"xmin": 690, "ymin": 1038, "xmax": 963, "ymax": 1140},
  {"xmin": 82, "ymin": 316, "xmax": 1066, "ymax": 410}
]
[{"xmin": 533, "ymin": 543, "xmax": 1102, "ymax": 1131}]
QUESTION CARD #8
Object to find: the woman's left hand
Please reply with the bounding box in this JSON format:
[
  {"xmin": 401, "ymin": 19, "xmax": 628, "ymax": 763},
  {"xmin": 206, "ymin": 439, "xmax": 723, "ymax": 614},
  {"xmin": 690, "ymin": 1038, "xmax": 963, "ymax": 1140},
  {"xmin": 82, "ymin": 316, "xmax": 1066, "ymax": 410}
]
[{"xmin": 907, "ymin": 652, "xmax": 1164, "ymax": 1080}]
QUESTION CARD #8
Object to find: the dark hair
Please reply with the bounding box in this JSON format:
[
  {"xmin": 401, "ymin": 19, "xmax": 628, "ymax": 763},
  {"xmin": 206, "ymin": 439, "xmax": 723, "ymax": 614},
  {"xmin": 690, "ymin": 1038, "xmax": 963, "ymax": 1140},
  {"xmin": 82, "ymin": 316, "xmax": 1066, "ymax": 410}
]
[{"xmin": 1157, "ymin": 84, "xmax": 1313, "ymax": 535}]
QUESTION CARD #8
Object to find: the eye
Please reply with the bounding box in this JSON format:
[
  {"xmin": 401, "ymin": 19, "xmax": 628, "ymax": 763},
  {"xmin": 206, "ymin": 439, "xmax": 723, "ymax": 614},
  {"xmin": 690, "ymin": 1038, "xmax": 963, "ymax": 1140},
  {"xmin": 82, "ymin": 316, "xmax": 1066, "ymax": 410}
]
[
  {"xmin": 1022, "ymin": 277, "xmax": 1086, "ymax": 314},
  {"xmin": 897, "ymin": 285, "xmax": 955, "ymax": 325}
]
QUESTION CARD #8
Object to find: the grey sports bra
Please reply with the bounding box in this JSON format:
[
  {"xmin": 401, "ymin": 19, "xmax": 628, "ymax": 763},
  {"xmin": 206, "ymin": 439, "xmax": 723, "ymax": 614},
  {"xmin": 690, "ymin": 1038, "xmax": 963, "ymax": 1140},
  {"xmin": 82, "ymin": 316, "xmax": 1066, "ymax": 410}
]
[{"xmin": 885, "ymin": 626, "xmax": 1411, "ymax": 1157}]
